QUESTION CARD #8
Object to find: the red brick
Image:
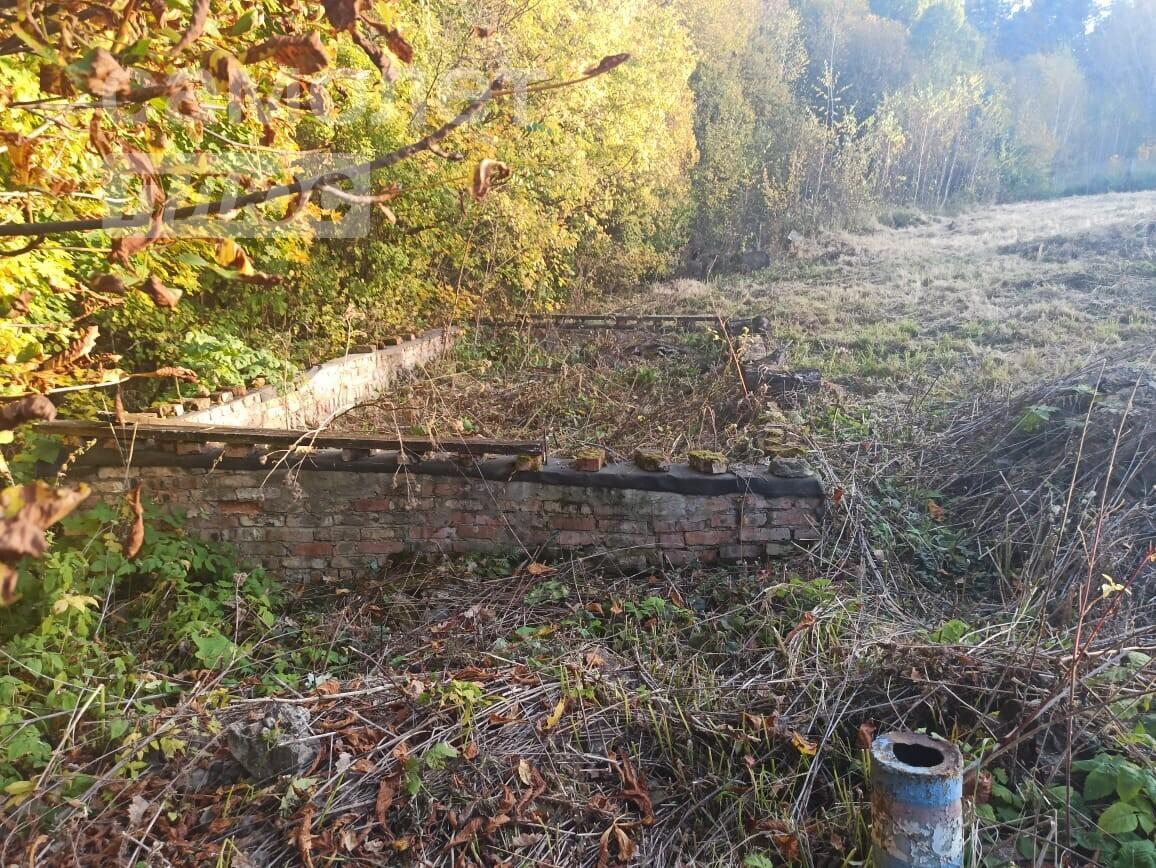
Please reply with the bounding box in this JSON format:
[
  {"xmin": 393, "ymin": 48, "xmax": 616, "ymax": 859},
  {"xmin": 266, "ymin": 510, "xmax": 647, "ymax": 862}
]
[
  {"xmin": 658, "ymin": 532, "xmax": 685, "ymax": 548},
  {"xmin": 685, "ymin": 530, "xmax": 728, "ymax": 546},
  {"xmin": 358, "ymin": 540, "xmax": 404, "ymax": 554},
  {"xmin": 291, "ymin": 542, "xmax": 334, "ymax": 557},
  {"xmin": 351, "ymin": 499, "xmax": 392, "ymax": 512},
  {"xmin": 220, "ymin": 501, "xmax": 262, "ymax": 515}
]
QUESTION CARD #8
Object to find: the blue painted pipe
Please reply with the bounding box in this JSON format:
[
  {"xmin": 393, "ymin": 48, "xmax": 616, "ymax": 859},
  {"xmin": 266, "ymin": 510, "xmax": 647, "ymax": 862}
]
[{"xmin": 870, "ymin": 731, "xmax": 964, "ymax": 868}]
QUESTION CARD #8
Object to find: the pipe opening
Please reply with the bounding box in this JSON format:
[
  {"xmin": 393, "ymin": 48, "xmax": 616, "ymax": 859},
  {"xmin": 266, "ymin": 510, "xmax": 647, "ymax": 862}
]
[{"xmin": 892, "ymin": 741, "xmax": 945, "ymax": 768}]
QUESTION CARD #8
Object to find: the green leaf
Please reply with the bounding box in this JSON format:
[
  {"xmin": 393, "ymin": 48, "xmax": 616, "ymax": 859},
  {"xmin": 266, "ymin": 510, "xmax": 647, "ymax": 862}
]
[
  {"xmin": 1099, "ymin": 800, "xmax": 1141, "ymax": 836},
  {"xmin": 1085, "ymin": 768, "xmax": 1117, "ymax": 801},
  {"xmin": 1118, "ymin": 840, "xmax": 1156, "ymax": 868},
  {"xmin": 1118, "ymin": 764, "xmax": 1145, "ymax": 801}
]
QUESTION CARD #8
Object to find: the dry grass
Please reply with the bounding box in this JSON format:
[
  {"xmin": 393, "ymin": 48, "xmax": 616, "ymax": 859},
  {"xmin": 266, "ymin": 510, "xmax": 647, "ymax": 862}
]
[{"xmin": 7, "ymin": 192, "xmax": 1156, "ymax": 867}]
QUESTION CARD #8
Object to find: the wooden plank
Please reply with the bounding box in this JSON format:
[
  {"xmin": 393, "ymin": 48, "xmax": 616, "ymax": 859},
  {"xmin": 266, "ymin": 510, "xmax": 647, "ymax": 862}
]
[
  {"xmin": 37, "ymin": 420, "xmax": 545, "ymax": 457},
  {"xmin": 478, "ymin": 313, "xmax": 754, "ymax": 333}
]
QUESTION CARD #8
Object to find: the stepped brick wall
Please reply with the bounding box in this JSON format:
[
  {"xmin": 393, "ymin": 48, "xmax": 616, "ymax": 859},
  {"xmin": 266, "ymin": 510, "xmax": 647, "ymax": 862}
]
[{"xmin": 143, "ymin": 329, "xmax": 455, "ymax": 428}]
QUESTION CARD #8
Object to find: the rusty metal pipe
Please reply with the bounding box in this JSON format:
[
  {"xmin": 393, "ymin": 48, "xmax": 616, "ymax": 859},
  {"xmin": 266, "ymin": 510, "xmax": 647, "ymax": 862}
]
[{"xmin": 870, "ymin": 731, "xmax": 964, "ymax": 867}]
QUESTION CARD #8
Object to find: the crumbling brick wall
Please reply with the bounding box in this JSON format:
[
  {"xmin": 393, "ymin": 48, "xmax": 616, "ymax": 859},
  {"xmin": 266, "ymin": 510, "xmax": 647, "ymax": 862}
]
[
  {"xmin": 71, "ymin": 453, "xmax": 824, "ymax": 581},
  {"xmin": 136, "ymin": 329, "xmax": 455, "ymax": 428}
]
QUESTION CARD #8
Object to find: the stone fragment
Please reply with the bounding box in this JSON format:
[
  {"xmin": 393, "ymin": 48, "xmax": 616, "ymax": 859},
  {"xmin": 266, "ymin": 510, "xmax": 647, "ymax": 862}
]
[
  {"xmin": 688, "ymin": 449, "xmax": 728, "ymax": 475},
  {"xmin": 633, "ymin": 448, "xmax": 669, "ymax": 472},
  {"xmin": 572, "ymin": 448, "xmax": 605, "ymax": 472},
  {"xmin": 515, "ymin": 453, "xmax": 543, "ymax": 472},
  {"xmin": 226, "ymin": 703, "xmax": 316, "ymax": 782},
  {"xmin": 768, "ymin": 457, "xmax": 814, "ymax": 478}
]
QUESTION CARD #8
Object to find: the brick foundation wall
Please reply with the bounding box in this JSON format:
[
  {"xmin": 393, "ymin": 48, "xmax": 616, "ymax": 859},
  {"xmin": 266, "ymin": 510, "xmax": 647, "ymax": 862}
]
[
  {"xmin": 68, "ymin": 451, "xmax": 824, "ymax": 580},
  {"xmin": 150, "ymin": 329, "xmax": 454, "ymax": 428}
]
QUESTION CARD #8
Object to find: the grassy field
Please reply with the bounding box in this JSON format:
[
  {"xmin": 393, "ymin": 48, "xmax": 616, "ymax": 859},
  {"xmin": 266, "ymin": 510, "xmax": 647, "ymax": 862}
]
[{"xmin": 6, "ymin": 193, "xmax": 1156, "ymax": 866}]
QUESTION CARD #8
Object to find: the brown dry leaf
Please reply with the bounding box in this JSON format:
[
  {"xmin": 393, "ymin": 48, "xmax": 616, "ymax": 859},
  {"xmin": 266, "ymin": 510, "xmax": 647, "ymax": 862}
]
[
  {"xmin": 448, "ymin": 815, "xmax": 482, "ymax": 847},
  {"xmin": 244, "ymin": 33, "xmax": 329, "ymax": 74},
  {"xmin": 123, "ymin": 481, "xmax": 144, "ymax": 560},
  {"xmin": 487, "ymin": 710, "xmax": 522, "ymax": 726},
  {"xmin": 109, "ymin": 214, "xmax": 165, "ymax": 264},
  {"xmin": 584, "ymin": 650, "xmax": 606, "ymax": 669},
  {"xmin": 525, "ymin": 561, "xmax": 553, "ymax": 576},
  {"xmin": 470, "ymin": 159, "xmax": 511, "ymax": 201},
  {"xmin": 375, "ymin": 774, "xmax": 397, "ymax": 828},
  {"xmin": 927, "ymin": 499, "xmax": 946, "ymax": 521},
  {"xmin": 363, "ymin": 21, "xmax": 413, "ymax": 63},
  {"xmin": 349, "ymin": 28, "xmax": 395, "ymax": 80},
  {"xmin": 462, "ymin": 741, "xmax": 479, "ymax": 761},
  {"xmin": 91, "ymin": 274, "xmax": 126, "ymax": 294},
  {"xmin": 0, "ymin": 564, "xmax": 18, "ymax": 607},
  {"xmin": 584, "ymin": 53, "xmax": 631, "ymax": 77},
  {"xmin": 85, "ymin": 48, "xmax": 131, "ymax": 99},
  {"xmin": 856, "ymin": 720, "xmax": 877, "ymax": 751},
  {"xmin": 39, "ymin": 64, "xmax": 75, "ymax": 97},
  {"xmin": 148, "ymin": 366, "xmax": 199, "ymax": 381},
  {"xmin": 586, "ymin": 601, "xmax": 604, "ymax": 616},
  {"xmin": 41, "ymin": 326, "xmax": 99, "ymax": 372},
  {"xmin": 615, "ymin": 751, "xmax": 654, "ymax": 823},
  {"xmin": 609, "ymin": 600, "xmax": 624, "ymax": 616},
  {"xmin": 614, "ymin": 825, "xmax": 635, "ymax": 862},
  {"xmin": 0, "ymin": 482, "xmax": 91, "ymax": 603},
  {"xmin": 0, "ymin": 395, "xmax": 56, "ymax": 431},
  {"xmin": 125, "ymin": 150, "xmax": 164, "ymax": 209},
  {"xmin": 295, "ymin": 805, "xmax": 315, "ymax": 868},
  {"xmin": 773, "ymin": 831, "xmax": 800, "ymax": 861},
  {"xmin": 140, "ymin": 275, "xmax": 182, "ymax": 309},
  {"xmin": 321, "ymin": 0, "xmax": 362, "ymax": 30},
  {"xmin": 484, "ymin": 813, "xmax": 511, "ymax": 835},
  {"xmin": 784, "ymin": 611, "xmax": 816, "ymax": 645},
  {"xmin": 88, "ymin": 114, "xmax": 115, "ymax": 160},
  {"xmin": 790, "ymin": 731, "xmax": 818, "ymax": 756},
  {"xmin": 171, "ymin": 0, "xmax": 210, "ymax": 55},
  {"xmin": 516, "ymin": 758, "xmax": 532, "ymax": 786}
]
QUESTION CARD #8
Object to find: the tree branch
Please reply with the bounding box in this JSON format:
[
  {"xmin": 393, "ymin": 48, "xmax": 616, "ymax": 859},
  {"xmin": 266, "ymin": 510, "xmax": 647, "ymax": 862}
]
[{"xmin": 0, "ymin": 79, "xmax": 503, "ymax": 239}]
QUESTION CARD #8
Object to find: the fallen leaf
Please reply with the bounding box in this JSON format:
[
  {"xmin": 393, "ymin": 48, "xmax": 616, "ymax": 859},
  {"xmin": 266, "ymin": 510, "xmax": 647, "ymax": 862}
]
[
  {"xmin": 525, "ymin": 561, "xmax": 554, "ymax": 576},
  {"xmin": 295, "ymin": 805, "xmax": 315, "ymax": 868},
  {"xmin": 856, "ymin": 720, "xmax": 876, "ymax": 751},
  {"xmin": 584, "ymin": 650, "xmax": 607, "ymax": 669},
  {"xmin": 542, "ymin": 698, "xmax": 567, "ymax": 730},
  {"xmin": 127, "ymin": 794, "xmax": 150, "ymax": 826},
  {"xmin": 790, "ymin": 731, "xmax": 818, "ymax": 757},
  {"xmin": 462, "ymin": 741, "xmax": 479, "ymax": 761},
  {"xmin": 374, "ymin": 774, "xmax": 397, "ymax": 829},
  {"xmin": 123, "ymin": 481, "xmax": 144, "ymax": 560},
  {"xmin": 516, "ymin": 758, "xmax": 532, "ymax": 786},
  {"xmin": 927, "ymin": 499, "xmax": 945, "ymax": 521}
]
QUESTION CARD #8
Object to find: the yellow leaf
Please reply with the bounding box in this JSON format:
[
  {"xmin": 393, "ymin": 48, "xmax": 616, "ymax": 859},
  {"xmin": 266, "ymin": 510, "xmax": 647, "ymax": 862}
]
[
  {"xmin": 790, "ymin": 731, "xmax": 818, "ymax": 756},
  {"xmin": 4, "ymin": 780, "xmax": 35, "ymax": 796},
  {"xmin": 543, "ymin": 698, "xmax": 567, "ymax": 730}
]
